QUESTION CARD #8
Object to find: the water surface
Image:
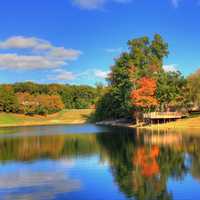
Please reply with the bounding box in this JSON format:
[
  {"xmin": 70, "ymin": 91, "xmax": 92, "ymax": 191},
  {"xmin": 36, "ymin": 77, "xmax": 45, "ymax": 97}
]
[{"xmin": 0, "ymin": 124, "xmax": 200, "ymax": 200}]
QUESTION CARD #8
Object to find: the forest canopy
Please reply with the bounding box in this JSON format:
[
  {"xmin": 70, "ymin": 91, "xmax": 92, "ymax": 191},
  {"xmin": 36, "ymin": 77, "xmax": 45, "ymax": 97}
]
[{"xmin": 0, "ymin": 83, "xmax": 103, "ymax": 115}]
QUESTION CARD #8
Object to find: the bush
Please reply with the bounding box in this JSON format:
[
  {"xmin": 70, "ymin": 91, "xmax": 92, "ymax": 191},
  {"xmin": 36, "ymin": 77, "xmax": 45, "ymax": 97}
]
[{"xmin": 35, "ymin": 106, "xmax": 48, "ymax": 116}]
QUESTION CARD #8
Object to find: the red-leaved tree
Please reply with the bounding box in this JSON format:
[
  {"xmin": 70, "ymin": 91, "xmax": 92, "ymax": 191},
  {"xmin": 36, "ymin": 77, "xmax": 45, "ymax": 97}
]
[{"xmin": 131, "ymin": 77, "xmax": 158, "ymax": 109}]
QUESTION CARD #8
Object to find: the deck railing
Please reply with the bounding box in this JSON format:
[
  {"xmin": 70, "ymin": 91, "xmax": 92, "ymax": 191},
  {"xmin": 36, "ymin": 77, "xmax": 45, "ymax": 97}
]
[{"xmin": 143, "ymin": 112, "xmax": 182, "ymax": 119}]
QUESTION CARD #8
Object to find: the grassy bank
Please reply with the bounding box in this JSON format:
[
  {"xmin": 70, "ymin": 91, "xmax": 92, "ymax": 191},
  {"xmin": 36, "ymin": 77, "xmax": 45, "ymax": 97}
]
[
  {"xmin": 0, "ymin": 109, "xmax": 94, "ymax": 127},
  {"xmin": 142, "ymin": 115, "xmax": 200, "ymax": 131}
]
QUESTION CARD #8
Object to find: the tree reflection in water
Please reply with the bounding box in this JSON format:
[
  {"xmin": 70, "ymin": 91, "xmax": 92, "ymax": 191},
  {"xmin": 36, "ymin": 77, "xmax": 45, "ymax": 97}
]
[
  {"xmin": 97, "ymin": 129, "xmax": 199, "ymax": 200},
  {"xmin": 0, "ymin": 127, "xmax": 200, "ymax": 200}
]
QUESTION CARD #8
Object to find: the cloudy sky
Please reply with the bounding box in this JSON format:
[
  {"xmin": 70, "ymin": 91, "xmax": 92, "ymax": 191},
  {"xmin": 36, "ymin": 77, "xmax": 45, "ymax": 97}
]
[{"xmin": 0, "ymin": 0, "xmax": 200, "ymax": 85}]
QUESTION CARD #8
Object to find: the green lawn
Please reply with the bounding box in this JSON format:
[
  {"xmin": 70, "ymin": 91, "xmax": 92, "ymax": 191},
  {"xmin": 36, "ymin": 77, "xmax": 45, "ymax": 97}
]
[
  {"xmin": 0, "ymin": 113, "xmax": 24, "ymax": 124},
  {"xmin": 0, "ymin": 109, "xmax": 94, "ymax": 127}
]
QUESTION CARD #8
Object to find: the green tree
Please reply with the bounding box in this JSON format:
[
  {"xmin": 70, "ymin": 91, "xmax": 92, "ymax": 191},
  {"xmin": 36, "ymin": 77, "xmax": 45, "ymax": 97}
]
[
  {"xmin": 13, "ymin": 82, "xmax": 41, "ymax": 94},
  {"xmin": 95, "ymin": 34, "xmax": 168, "ymax": 120},
  {"xmin": 0, "ymin": 85, "xmax": 19, "ymax": 113},
  {"xmin": 187, "ymin": 68, "xmax": 200, "ymax": 110},
  {"xmin": 60, "ymin": 85, "xmax": 98, "ymax": 109},
  {"xmin": 156, "ymin": 71, "xmax": 187, "ymax": 111}
]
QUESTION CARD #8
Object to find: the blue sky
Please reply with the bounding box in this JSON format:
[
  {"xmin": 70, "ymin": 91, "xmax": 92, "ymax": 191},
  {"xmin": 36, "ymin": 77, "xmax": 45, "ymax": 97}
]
[{"xmin": 0, "ymin": 0, "xmax": 200, "ymax": 85}]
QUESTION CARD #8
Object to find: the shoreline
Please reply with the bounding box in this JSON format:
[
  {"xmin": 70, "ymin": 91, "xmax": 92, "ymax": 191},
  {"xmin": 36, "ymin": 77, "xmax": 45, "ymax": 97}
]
[
  {"xmin": 0, "ymin": 120, "xmax": 132, "ymax": 128},
  {"xmin": 96, "ymin": 116, "xmax": 200, "ymax": 131},
  {"xmin": 1, "ymin": 112, "xmax": 200, "ymax": 132},
  {"xmin": 1, "ymin": 120, "xmax": 200, "ymax": 131},
  {"xmin": 0, "ymin": 120, "xmax": 87, "ymax": 128},
  {"xmin": 96, "ymin": 120, "xmax": 139, "ymax": 128}
]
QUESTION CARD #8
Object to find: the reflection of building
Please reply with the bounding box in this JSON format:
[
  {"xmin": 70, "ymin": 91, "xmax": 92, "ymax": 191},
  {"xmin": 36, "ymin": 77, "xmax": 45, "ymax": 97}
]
[{"xmin": 144, "ymin": 133, "xmax": 182, "ymax": 146}]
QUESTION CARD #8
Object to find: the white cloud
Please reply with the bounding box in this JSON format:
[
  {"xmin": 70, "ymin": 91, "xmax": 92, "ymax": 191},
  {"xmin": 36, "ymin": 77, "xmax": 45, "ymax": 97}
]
[
  {"xmin": 73, "ymin": 0, "xmax": 105, "ymax": 9},
  {"xmin": 171, "ymin": 0, "xmax": 182, "ymax": 8},
  {"xmin": 163, "ymin": 64, "xmax": 178, "ymax": 72},
  {"xmin": 105, "ymin": 48, "xmax": 122, "ymax": 53},
  {"xmin": 0, "ymin": 36, "xmax": 81, "ymax": 70},
  {"xmin": 0, "ymin": 54, "xmax": 65, "ymax": 70},
  {"xmin": 78, "ymin": 68, "xmax": 110, "ymax": 79},
  {"xmin": 50, "ymin": 47, "xmax": 81, "ymax": 61},
  {"xmin": 113, "ymin": 0, "xmax": 131, "ymax": 3},
  {"xmin": 94, "ymin": 69, "xmax": 110, "ymax": 78},
  {"xmin": 72, "ymin": 0, "xmax": 131, "ymax": 10},
  {"xmin": 49, "ymin": 69, "xmax": 76, "ymax": 81},
  {"xmin": 49, "ymin": 68, "xmax": 109, "ymax": 83},
  {"xmin": 0, "ymin": 36, "xmax": 52, "ymax": 50}
]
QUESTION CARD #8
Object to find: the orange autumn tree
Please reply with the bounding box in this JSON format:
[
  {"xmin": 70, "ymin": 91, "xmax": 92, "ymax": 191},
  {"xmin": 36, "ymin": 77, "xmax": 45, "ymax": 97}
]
[
  {"xmin": 16, "ymin": 92, "xmax": 64, "ymax": 115},
  {"xmin": 130, "ymin": 77, "xmax": 158, "ymax": 124},
  {"xmin": 131, "ymin": 77, "xmax": 158, "ymax": 109}
]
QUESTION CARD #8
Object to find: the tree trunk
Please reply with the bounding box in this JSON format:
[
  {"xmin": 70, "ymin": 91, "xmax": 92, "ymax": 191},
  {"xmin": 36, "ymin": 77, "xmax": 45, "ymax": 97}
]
[{"xmin": 133, "ymin": 110, "xmax": 141, "ymax": 125}]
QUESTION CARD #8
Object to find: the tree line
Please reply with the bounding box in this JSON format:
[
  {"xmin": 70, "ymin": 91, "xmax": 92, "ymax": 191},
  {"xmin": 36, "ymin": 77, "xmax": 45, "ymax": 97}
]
[
  {"xmin": 95, "ymin": 34, "xmax": 200, "ymax": 121},
  {"xmin": 0, "ymin": 83, "xmax": 104, "ymax": 115}
]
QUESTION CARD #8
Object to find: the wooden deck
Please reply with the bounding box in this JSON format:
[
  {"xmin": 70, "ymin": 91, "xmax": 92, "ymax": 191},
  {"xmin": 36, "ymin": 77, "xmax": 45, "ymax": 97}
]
[
  {"xmin": 143, "ymin": 112, "xmax": 184, "ymax": 124},
  {"xmin": 143, "ymin": 112, "xmax": 183, "ymax": 119}
]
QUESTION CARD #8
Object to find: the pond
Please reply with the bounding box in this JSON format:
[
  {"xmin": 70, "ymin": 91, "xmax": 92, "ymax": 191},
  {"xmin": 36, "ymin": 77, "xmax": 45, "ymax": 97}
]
[{"xmin": 0, "ymin": 124, "xmax": 200, "ymax": 200}]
